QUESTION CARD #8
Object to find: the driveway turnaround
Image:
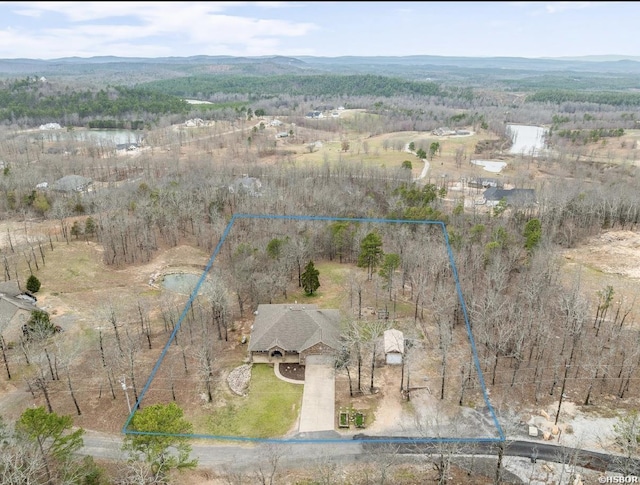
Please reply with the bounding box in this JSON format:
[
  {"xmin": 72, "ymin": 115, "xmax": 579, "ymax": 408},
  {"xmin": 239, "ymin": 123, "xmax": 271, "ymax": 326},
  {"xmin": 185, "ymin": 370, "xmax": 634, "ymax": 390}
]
[{"xmin": 298, "ymin": 355, "xmax": 336, "ymax": 433}]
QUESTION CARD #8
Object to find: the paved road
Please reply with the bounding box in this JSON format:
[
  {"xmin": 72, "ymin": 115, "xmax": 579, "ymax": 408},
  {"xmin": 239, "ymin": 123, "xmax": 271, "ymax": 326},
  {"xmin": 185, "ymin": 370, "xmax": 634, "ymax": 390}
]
[
  {"xmin": 81, "ymin": 428, "xmax": 640, "ymax": 476},
  {"xmin": 355, "ymin": 435, "xmax": 640, "ymax": 476}
]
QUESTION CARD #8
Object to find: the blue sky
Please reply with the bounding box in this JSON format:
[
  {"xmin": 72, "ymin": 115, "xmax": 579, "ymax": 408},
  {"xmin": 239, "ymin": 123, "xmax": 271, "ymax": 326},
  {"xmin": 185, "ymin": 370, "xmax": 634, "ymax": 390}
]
[{"xmin": 0, "ymin": 1, "xmax": 636, "ymax": 60}]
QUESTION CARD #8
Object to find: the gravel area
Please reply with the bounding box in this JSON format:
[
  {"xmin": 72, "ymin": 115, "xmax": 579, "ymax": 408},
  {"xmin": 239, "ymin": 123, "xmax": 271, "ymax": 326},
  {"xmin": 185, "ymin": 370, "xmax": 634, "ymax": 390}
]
[{"xmin": 227, "ymin": 364, "xmax": 251, "ymax": 396}]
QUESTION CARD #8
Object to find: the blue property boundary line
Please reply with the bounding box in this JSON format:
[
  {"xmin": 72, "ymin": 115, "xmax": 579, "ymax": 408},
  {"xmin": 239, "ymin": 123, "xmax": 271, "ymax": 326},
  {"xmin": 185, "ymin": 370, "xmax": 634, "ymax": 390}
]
[{"xmin": 122, "ymin": 214, "xmax": 505, "ymax": 444}]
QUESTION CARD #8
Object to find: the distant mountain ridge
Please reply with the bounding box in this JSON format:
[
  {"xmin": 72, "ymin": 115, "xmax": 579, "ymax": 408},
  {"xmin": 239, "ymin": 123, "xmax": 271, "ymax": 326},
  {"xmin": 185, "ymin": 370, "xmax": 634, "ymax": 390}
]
[
  {"xmin": 1, "ymin": 54, "xmax": 640, "ymax": 86},
  {"xmin": 541, "ymin": 55, "xmax": 640, "ymax": 62},
  {"xmin": 1, "ymin": 54, "xmax": 639, "ymax": 71}
]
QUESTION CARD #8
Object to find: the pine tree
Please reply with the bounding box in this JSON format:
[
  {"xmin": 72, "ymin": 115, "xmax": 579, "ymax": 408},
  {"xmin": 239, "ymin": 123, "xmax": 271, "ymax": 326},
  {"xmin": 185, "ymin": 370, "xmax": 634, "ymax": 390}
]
[
  {"xmin": 26, "ymin": 274, "xmax": 41, "ymax": 293},
  {"xmin": 357, "ymin": 232, "xmax": 384, "ymax": 280},
  {"xmin": 301, "ymin": 261, "xmax": 320, "ymax": 296}
]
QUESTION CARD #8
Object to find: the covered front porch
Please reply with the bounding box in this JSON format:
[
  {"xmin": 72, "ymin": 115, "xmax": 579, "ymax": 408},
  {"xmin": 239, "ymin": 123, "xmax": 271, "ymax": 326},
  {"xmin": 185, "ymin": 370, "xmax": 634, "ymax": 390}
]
[{"xmin": 250, "ymin": 347, "xmax": 299, "ymax": 364}]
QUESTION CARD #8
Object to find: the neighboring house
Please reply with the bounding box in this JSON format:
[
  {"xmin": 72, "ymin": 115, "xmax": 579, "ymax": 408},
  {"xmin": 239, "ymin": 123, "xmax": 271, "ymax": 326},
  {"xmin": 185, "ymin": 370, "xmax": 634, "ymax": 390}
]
[
  {"xmin": 483, "ymin": 187, "xmax": 537, "ymax": 207},
  {"xmin": 248, "ymin": 304, "xmax": 342, "ymax": 364},
  {"xmin": 116, "ymin": 143, "xmax": 140, "ymax": 151},
  {"xmin": 39, "ymin": 122, "xmax": 61, "ymax": 130},
  {"xmin": 52, "ymin": 175, "xmax": 93, "ymax": 193},
  {"xmin": 468, "ymin": 177, "xmax": 503, "ymax": 189},
  {"xmin": 0, "ymin": 281, "xmax": 41, "ymax": 344},
  {"xmin": 305, "ymin": 111, "xmax": 323, "ymax": 119},
  {"xmin": 228, "ymin": 176, "xmax": 263, "ymax": 197},
  {"xmin": 432, "ymin": 127, "xmax": 456, "ymax": 136},
  {"xmin": 270, "ymin": 119, "xmax": 283, "ymax": 127},
  {"xmin": 184, "ymin": 118, "xmax": 205, "ymax": 127},
  {"xmin": 275, "ymin": 132, "xmax": 289, "ymax": 139},
  {"xmin": 383, "ymin": 329, "xmax": 404, "ymax": 365}
]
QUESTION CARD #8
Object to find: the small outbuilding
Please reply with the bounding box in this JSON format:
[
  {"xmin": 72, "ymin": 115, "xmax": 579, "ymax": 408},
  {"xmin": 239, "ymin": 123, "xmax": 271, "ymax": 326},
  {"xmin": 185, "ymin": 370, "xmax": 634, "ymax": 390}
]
[{"xmin": 384, "ymin": 329, "xmax": 404, "ymax": 365}]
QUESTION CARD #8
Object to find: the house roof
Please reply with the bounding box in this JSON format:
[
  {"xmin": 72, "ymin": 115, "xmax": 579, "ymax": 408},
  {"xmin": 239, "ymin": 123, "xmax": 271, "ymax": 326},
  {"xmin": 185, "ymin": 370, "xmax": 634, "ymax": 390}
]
[
  {"xmin": 384, "ymin": 329, "xmax": 404, "ymax": 354},
  {"xmin": 228, "ymin": 176, "xmax": 262, "ymax": 196},
  {"xmin": 0, "ymin": 280, "xmax": 21, "ymax": 298},
  {"xmin": 0, "ymin": 283, "xmax": 40, "ymax": 337},
  {"xmin": 468, "ymin": 177, "xmax": 502, "ymax": 188},
  {"xmin": 483, "ymin": 187, "xmax": 536, "ymax": 205},
  {"xmin": 248, "ymin": 304, "xmax": 342, "ymax": 353},
  {"xmin": 52, "ymin": 175, "xmax": 93, "ymax": 192}
]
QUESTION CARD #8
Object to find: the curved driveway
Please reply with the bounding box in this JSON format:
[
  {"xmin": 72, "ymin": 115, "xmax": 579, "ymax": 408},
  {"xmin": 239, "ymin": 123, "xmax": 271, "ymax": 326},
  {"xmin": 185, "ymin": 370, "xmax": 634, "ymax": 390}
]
[{"xmin": 404, "ymin": 143, "xmax": 430, "ymax": 182}]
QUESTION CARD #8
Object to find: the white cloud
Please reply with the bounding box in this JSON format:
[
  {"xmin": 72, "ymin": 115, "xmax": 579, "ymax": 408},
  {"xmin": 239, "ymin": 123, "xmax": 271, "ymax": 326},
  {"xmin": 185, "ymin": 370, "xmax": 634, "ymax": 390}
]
[
  {"xmin": 544, "ymin": 1, "xmax": 604, "ymax": 14},
  {"xmin": 0, "ymin": 1, "xmax": 318, "ymax": 58}
]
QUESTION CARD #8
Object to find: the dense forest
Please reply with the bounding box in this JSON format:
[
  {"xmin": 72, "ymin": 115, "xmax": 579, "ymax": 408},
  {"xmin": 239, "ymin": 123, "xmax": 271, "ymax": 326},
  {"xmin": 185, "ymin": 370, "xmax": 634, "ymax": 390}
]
[
  {"xmin": 140, "ymin": 73, "xmax": 449, "ymax": 98},
  {"xmin": 0, "ymin": 79, "xmax": 189, "ymax": 126}
]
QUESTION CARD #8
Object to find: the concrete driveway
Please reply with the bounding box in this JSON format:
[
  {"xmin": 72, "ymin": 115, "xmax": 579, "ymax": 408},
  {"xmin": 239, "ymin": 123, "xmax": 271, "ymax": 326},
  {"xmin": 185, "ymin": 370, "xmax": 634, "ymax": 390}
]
[{"xmin": 298, "ymin": 355, "xmax": 336, "ymax": 433}]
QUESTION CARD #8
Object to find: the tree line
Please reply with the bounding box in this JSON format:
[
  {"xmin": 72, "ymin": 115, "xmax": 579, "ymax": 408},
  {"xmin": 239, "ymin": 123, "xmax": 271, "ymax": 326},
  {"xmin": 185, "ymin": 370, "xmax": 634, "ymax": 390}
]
[
  {"xmin": 0, "ymin": 81, "xmax": 190, "ymax": 126},
  {"xmin": 527, "ymin": 89, "xmax": 640, "ymax": 106},
  {"xmin": 140, "ymin": 73, "xmax": 447, "ymax": 99}
]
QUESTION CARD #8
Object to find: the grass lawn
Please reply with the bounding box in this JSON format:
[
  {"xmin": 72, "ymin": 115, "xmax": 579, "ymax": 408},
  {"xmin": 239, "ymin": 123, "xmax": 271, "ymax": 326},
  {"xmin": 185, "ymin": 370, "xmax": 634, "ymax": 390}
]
[
  {"xmin": 283, "ymin": 261, "xmax": 351, "ymax": 309},
  {"xmin": 206, "ymin": 364, "xmax": 303, "ymax": 438}
]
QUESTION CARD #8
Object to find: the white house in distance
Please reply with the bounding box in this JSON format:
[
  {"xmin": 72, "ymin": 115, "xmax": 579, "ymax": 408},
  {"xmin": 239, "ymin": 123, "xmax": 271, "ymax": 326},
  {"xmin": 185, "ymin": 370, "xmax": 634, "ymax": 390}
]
[{"xmin": 384, "ymin": 329, "xmax": 404, "ymax": 365}]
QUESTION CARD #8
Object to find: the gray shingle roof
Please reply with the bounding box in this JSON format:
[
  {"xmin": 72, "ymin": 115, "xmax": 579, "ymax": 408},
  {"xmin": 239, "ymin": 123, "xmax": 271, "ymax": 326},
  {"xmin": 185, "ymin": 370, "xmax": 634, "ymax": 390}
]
[
  {"xmin": 483, "ymin": 187, "xmax": 536, "ymax": 205},
  {"xmin": 0, "ymin": 281, "xmax": 21, "ymax": 297},
  {"xmin": 0, "ymin": 281, "xmax": 42, "ymax": 324},
  {"xmin": 248, "ymin": 304, "xmax": 342, "ymax": 353},
  {"xmin": 52, "ymin": 175, "xmax": 93, "ymax": 192}
]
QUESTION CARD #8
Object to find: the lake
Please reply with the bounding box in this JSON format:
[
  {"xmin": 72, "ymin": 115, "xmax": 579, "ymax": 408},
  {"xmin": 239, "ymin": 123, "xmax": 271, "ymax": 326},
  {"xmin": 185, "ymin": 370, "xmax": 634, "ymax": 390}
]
[
  {"xmin": 507, "ymin": 124, "xmax": 547, "ymax": 156},
  {"xmin": 32, "ymin": 129, "xmax": 143, "ymax": 146}
]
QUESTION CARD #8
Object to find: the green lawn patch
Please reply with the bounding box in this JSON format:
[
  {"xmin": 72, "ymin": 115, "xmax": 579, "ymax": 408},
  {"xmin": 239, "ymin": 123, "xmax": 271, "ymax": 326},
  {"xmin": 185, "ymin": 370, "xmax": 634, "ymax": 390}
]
[{"xmin": 206, "ymin": 364, "xmax": 303, "ymax": 438}]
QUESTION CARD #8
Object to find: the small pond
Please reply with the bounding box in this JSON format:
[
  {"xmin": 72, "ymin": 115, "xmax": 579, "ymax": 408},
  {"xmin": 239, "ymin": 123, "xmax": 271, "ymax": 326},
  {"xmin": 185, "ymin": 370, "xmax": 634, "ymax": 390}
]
[{"xmin": 162, "ymin": 273, "xmax": 212, "ymax": 296}]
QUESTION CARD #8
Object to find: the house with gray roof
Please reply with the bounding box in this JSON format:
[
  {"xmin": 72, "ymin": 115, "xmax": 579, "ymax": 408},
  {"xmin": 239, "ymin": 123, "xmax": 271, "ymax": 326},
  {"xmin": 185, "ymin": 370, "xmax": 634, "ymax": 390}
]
[
  {"xmin": 468, "ymin": 177, "xmax": 503, "ymax": 189},
  {"xmin": 248, "ymin": 304, "xmax": 342, "ymax": 364},
  {"xmin": 52, "ymin": 175, "xmax": 93, "ymax": 193},
  {"xmin": 228, "ymin": 176, "xmax": 263, "ymax": 197},
  {"xmin": 0, "ymin": 281, "xmax": 42, "ymax": 344},
  {"xmin": 483, "ymin": 187, "xmax": 537, "ymax": 207}
]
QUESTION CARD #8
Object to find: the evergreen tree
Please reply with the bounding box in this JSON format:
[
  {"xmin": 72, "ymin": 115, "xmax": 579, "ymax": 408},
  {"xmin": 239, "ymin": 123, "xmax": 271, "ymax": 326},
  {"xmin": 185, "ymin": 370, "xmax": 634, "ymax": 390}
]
[
  {"xmin": 26, "ymin": 274, "xmax": 41, "ymax": 293},
  {"xmin": 523, "ymin": 218, "xmax": 542, "ymax": 251},
  {"xmin": 379, "ymin": 253, "xmax": 401, "ymax": 299},
  {"xmin": 123, "ymin": 402, "xmax": 197, "ymax": 482},
  {"xmin": 17, "ymin": 406, "xmax": 85, "ymax": 483},
  {"xmin": 357, "ymin": 231, "xmax": 384, "ymax": 280},
  {"xmin": 301, "ymin": 260, "xmax": 320, "ymax": 296}
]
